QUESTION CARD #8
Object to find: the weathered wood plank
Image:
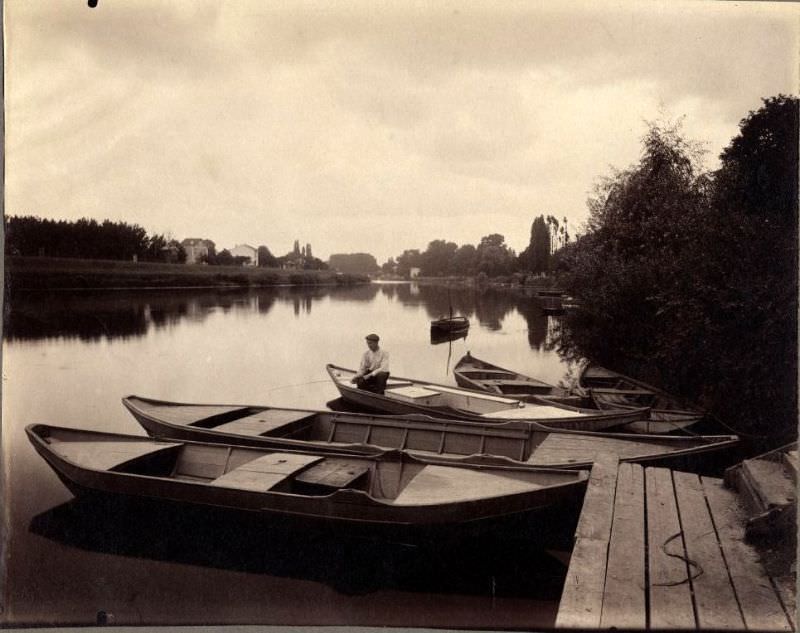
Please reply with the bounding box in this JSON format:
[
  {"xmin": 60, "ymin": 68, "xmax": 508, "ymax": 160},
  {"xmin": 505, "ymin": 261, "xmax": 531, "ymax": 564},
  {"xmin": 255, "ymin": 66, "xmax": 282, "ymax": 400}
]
[
  {"xmin": 555, "ymin": 453, "xmax": 619, "ymax": 629},
  {"xmin": 55, "ymin": 440, "xmax": 181, "ymax": 471},
  {"xmin": 773, "ymin": 575, "xmax": 796, "ymax": 631},
  {"xmin": 575, "ymin": 454, "xmax": 620, "ymax": 540},
  {"xmin": 295, "ymin": 459, "xmax": 370, "ymax": 488},
  {"xmin": 701, "ymin": 478, "xmax": 792, "ymax": 631},
  {"xmin": 556, "ymin": 539, "xmax": 610, "ymax": 629},
  {"xmin": 646, "ymin": 467, "xmax": 696, "ymax": 629},
  {"xmin": 672, "ymin": 471, "xmax": 744, "ymax": 630},
  {"xmin": 600, "ymin": 462, "xmax": 646, "ymax": 629}
]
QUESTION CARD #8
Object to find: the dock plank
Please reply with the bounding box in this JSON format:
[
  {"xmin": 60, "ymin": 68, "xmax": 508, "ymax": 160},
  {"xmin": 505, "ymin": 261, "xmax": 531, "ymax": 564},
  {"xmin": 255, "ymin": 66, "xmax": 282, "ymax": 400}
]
[
  {"xmin": 673, "ymin": 471, "xmax": 744, "ymax": 630},
  {"xmin": 646, "ymin": 467, "xmax": 695, "ymax": 629},
  {"xmin": 773, "ymin": 575, "xmax": 796, "ymax": 631},
  {"xmin": 701, "ymin": 478, "xmax": 792, "ymax": 631},
  {"xmin": 600, "ymin": 462, "xmax": 646, "ymax": 629},
  {"xmin": 555, "ymin": 453, "xmax": 618, "ymax": 629}
]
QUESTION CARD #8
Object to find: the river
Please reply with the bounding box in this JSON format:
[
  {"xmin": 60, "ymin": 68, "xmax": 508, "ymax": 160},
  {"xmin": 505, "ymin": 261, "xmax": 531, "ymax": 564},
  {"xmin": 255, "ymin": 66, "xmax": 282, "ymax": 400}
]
[{"xmin": 2, "ymin": 282, "xmax": 577, "ymax": 627}]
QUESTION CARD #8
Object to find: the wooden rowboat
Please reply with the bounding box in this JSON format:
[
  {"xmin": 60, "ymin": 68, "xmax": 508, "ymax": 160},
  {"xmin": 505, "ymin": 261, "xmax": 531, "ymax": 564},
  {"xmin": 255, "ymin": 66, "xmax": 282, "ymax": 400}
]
[
  {"xmin": 578, "ymin": 362, "xmax": 704, "ymax": 433},
  {"xmin": 327, "ymin": 364, "xmax": 648, "ymax": 432},
  {"xmin": 122, "ymin": 396, "xmax": 739, "ymax": 470},
  {"xmin": 454, "ymin": 352, "xmax": 571, "ymax": 398},
  {"xmin": 455, "ymin": 353, "xmax": 703, "ymax": 434},
  {"xmin": 26, "ymin": 423, "xmax": 588, "ymax": 536},
  {"xmin": 430, "ymin": 315, "xmax": 470, "ymax": 333}
]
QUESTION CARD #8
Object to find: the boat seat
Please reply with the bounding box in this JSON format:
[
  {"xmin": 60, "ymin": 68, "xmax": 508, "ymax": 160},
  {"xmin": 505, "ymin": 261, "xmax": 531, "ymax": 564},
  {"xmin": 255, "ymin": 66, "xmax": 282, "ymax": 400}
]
[
  {"xmin": 294, "ymin": 458, "xmax": 371, "ymax": 491},
  {"xmin": 213, "ymin": 410, "xmax": 315, "ymax": 436},
  {"xmin": 423, "ymin": 384, "xmax": 520, "ymax": 405},
  {"xmin": 209, "ymin": 452, "xmax": 322, "ymax": 492},
  {"xmin": 385, "ymin": 379, "xmax": 414, "ymax": 388}
]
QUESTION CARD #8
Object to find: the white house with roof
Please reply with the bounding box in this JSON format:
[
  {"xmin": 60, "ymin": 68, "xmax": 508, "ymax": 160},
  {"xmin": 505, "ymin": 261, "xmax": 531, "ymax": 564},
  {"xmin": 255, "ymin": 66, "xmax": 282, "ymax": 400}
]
[{"xmin": 231, "ymin": 244, "xmax": 258, "ymax": 266}]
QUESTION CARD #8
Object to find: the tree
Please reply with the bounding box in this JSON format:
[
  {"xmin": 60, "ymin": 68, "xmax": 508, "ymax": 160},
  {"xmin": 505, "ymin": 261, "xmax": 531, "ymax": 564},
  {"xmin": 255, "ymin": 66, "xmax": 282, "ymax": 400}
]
[
  {"xmin": 450, "ymin": 244, "xmax": 477, "ymax": 275},
  {"xmin": 214, "ymin": 249, "xmax": 235, "ymax": 266},
  {"xmin": 381, "ymin": 257, "xmax": 397, "ymax": 274},
  {"xmin": 476, "ymin": 234, "xmax": 515, "ymax": 277},
  {"xmin": 257, "ymin": 245, "xmax": 278, "ymax": 268},
  {"xmin": 519, "ymin": 216, "xmax": 550, "ymax": 273},
  {"xmin": 395, "ymin": 249, "xmax": 422, "ymax": 277},
  {"xmin": 328, "ymin": 253, "xmax": 379, "ymax": 274},
  {"xmin": 420, "ymin": 239, "xmax": 458, "ymax": 276},
  {"xmin": 559, "ymin": 104, "xmax": 798, "ymax": 443}
]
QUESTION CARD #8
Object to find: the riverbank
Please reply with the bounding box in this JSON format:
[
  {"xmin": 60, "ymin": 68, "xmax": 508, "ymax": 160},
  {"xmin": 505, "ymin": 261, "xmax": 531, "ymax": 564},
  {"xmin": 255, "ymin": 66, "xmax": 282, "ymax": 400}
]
[{"xmin": 4, "ymin": 256, "xmax": 370, "ymax": 291}]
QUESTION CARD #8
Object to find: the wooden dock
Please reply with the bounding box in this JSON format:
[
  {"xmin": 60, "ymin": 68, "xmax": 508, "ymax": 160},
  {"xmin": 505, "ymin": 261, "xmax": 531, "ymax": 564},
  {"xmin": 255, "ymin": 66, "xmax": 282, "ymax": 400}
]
[{"xmin": 556, "ymin": 454, "xmax": 796, "ymax": 630}]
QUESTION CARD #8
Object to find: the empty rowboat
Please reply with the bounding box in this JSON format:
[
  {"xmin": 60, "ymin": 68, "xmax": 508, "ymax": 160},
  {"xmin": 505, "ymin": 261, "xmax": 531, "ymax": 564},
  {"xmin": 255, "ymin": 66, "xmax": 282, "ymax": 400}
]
[
  {"xmin": 455, "ymin": 353, "xmax": 703, "ymax": 434},
  {"xmin": 578, "ymin": 362, "xmax": 704, "ymax": 433},
  {"xmin": 122, "ymin": 396, "xmax": 739, "ymax": 470},
  {"xmin": 26, "ymin": 423, "xmax": 588, "ymax": 537}
]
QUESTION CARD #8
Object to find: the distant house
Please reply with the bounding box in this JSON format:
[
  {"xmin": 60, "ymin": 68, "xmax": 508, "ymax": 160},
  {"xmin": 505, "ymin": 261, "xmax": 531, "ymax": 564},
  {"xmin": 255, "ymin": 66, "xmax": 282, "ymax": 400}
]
[
  {"xmin": 231, "ymin": 244, "xmax": 258, "ymax": 266},
  {"xmin": 409, "ymin": 267, "xmax": 421, "ymax": 279},
  {"xmin": 181, "ymin": 238, "xmax": 214, "ymax": 264}
]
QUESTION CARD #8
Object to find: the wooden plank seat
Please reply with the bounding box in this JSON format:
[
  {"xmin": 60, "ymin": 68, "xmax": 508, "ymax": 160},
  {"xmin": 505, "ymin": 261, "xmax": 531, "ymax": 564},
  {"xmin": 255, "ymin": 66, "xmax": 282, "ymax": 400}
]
[
  {"xmin": 212, "ymin": 409, "xmax": 315, "ymax": 436},
  {"xmin": 294, "ymin": 458, "xmax": 371, "ymax": 491},
  {"xmin": 556, "ymin": 461, "xmax": 795, "ymax": 630},
  {"xmin": 209, "ymin": 452, "xmax": 322, "ymax": 492}
]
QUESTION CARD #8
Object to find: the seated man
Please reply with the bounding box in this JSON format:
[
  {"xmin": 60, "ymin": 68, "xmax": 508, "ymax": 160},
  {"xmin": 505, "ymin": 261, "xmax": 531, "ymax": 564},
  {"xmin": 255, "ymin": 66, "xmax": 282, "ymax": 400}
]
[{"xmin": 351, "ymin": 333, "xmax": 390, "ymax": 394}]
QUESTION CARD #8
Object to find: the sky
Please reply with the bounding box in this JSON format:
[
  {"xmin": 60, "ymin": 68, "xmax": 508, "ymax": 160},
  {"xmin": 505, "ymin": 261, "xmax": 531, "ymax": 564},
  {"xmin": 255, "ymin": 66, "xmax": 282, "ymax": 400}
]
[{"xmin": 5, "ymin": 1, "xmax": 798, "ymax": 264}]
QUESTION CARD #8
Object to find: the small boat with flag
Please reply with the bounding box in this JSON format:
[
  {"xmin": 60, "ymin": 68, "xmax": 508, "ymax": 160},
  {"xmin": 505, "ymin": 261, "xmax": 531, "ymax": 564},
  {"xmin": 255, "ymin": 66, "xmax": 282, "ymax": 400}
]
[{"xmin": 123, "ymin": 396, "xmax": 739, "ymax": 470}]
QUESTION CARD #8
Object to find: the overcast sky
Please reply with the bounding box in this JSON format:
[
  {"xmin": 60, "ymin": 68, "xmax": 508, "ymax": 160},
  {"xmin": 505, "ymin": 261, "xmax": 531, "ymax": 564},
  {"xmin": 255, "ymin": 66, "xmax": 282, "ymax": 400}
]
[{"xmin": 5, "ymin": 1, "xmax": 798, "ymax": 263}]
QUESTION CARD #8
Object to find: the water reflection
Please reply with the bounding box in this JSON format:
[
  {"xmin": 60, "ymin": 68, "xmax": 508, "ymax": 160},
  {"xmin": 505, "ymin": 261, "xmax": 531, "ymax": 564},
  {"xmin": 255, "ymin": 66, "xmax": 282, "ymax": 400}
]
[
  {"xmin": 5, "ymin": 283, "xmax": 559, "ymax": 352},
  {"xmin": 30, "ymin": 497, "xmax": 568, "ymax": 599},
  {"xmin": 430, "ymin": 328, "xmax": 469, "ymax": 346}
]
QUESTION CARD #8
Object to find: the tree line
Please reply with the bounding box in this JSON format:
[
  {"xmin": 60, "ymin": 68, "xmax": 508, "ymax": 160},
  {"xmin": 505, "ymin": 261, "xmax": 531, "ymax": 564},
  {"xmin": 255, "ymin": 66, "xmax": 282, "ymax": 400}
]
[
  {"xmin": 382, "ymin": 224, "xmax": 567, "ymax": 279},
  {"xmin": 4, "ymin": 217, "xmax": 329, "ymax": 270},
  {"xmin": 5, "ymin": 217, "xmax": 188, "ymax": 263},
  {"xmin": 558, "ymin": 95, "xmax": 797, "ymax": 445}
]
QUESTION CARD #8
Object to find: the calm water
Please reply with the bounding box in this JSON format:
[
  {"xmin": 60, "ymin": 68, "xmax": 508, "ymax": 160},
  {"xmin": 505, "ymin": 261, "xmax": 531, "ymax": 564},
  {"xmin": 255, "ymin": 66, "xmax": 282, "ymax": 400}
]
[{"xmin": 2, "ymin": 282, "xmax": 576, "ymax": 627}]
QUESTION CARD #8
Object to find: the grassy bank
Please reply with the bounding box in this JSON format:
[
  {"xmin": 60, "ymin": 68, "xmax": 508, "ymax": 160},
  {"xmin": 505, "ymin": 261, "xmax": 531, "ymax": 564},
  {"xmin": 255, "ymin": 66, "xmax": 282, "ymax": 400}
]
[{"xmin": 4, "ymin": 256, "xmax": 370, "ymax": 291}]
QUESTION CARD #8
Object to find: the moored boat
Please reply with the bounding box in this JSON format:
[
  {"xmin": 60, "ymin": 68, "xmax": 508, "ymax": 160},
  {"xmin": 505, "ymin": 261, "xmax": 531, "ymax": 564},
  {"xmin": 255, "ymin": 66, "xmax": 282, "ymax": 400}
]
[
  {"xmin": 26, "ymin": 423, "xmax": 588, "ymax": 537},
  {"xmin": 455, "ymin": 353, "xmax": 703, "ymax": 434},
  {"xmin": 327, "ymin": 363, "xmax": 648, "ymax": 432},
  {"xmin": 123, "ymin": 395, "xmax": 739, "ymax": 470},
  {"xmin": 430, "ymin": 315, "xmax": 470, "ymax": 333},
  {"xmin": 578, "ymin": 361, "xmax": 705, "ymax": 432}
]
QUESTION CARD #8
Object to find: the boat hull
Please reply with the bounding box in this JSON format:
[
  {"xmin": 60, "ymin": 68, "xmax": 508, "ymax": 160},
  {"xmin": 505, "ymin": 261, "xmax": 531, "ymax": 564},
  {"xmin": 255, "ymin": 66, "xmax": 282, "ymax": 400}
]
[
  {"xmin": 327, "ymin": 364, "xmax": 648, "ymax": 432},
  {"xmin": 27, "ymin": 424, "xmax": 588, "ymax": 539}
]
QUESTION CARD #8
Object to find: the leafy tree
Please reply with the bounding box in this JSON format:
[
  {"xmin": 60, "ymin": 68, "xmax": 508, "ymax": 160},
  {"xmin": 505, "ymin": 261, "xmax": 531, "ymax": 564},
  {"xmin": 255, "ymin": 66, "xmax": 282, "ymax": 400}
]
[
  {"xmin": 519, "ymin": 216, "xmax": 550, "ymax": 273},
  {"xmin": 257, "ymin": 245, "xmax": 278, "ymax": 268},
  {"xmin": 214, "ymin": 249, "xmax": 235, "ymax": 266},
  {"xmin": 395, "ymin": 249, "xmax": 422, "ymax": 277},
  {"xmin": 328, "ymin": 253, "xmax": 379, "ymax": 274},
  {"xmin": 450, "ymin": 244, "xmax": 478, "ymax": 275},
  {"xmin": 476, "ymin": 233, "xmax": 515, "ymax": 277},
  {"xmin": 420, "ymin": 239, "xmax": 458, "ymax": 276},
  {"xmin": 560, "ymin": 102, "xmax": 798, "ymax": 444},
  {"xmin": 381, "ymin": 257, "xmax": 397, "ymax": 274}
]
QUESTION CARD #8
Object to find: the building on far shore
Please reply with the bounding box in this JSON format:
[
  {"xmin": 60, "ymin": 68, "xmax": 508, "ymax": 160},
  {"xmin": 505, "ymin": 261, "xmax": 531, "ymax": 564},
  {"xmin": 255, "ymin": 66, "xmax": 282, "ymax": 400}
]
[
  {"xmin": 181, "ymin": 238, "xmax": 215, "ymax": 264},
  {"xmin": 409, "ymin": 267, "xmax": 421, "ymax": 279},
  {"xmin": 231, "ymin": 244, "xmax": 258, "ymax": 266}
]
